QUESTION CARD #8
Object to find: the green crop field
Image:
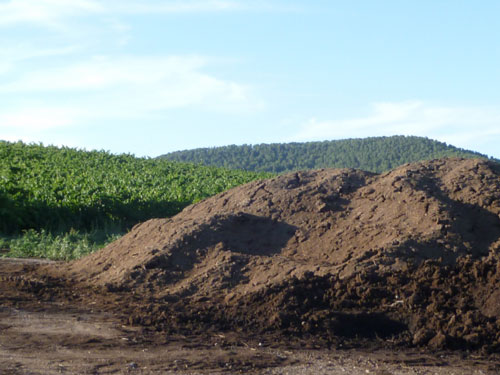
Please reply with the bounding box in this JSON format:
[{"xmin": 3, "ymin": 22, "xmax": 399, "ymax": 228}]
[{"xmin": 0, "ymin": 141, "xmax": 271, "ymax": 260}]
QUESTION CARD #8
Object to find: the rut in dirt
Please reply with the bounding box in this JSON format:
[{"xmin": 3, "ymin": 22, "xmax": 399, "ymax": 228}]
[{"xmin": 48, "ymin": 157, "xmax": 500, "ymax": 352}]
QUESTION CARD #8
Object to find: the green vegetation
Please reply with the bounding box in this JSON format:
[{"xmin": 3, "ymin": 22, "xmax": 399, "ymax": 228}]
[
  {"xmin": 0, "ymin": 229, "xmax": 122, "ymax": 261},
  {"xmin": 0, "ymin": 141, "xmax": 270, "ymax": 259},
  {"xmin": 2, "ymin": 137, "xmax": 495, "ymax": 260},
  {"xmin": 160, "ymin": 136, "xmax": 494, "ymax": 174}
]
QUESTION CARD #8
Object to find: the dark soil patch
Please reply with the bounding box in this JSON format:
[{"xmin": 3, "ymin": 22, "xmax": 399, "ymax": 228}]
[{"xmin": 38, "ymin": 158, "xmax": 500, "ymax": 352}]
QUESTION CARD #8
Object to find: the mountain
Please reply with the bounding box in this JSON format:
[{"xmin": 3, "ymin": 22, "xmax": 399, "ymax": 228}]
[{"xmin": 159, "ymin": 136, "xmax": 494, "ymax": 173}]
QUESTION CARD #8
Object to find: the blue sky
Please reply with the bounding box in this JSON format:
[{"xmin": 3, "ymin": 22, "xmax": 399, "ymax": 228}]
[{"xmin": 1, "ymin": 0, "xmax": 499, "ymax": 158}]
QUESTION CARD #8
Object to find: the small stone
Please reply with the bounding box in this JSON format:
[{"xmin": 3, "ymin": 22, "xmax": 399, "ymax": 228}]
[{"xmin": 128, "ymin": 362, "xmax": 138, "ymax": 369}]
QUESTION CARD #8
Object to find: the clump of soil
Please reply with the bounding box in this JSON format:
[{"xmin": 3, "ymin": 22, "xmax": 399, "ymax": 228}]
[{"xmin": 59, "ymin": 158, "xmax": 500, "ymax": 351}]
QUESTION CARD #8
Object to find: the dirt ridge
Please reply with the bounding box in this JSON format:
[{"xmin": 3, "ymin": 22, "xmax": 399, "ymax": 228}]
[{"xmin": 55, "ymin": 158, "xmax": 500, "ymax": 351}]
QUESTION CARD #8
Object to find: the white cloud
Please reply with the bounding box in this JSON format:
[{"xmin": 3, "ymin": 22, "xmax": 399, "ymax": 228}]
[
  {"xmin": 101, "ymin": 0, "xmax": 299, "ymax": 14},
  {"xmin": 0, "ymin": 107, "xmax": 82, "ymax": 130},
  {"xmin": 0, "ymin": 62, "xmax": 12, "ymax": 75},
  {"xmin": 289, "ymin": 101, "xmax": 500, "ymax": 154},
  {"xmin": 0, "ymin": 44, "xmax": 79, "ymax": 70},
  {"xmin": 0, "ymin": 56, "xmax": 208, "ymax": 92},
  {"xmin": 0, "ymin": 55, "xmax": 260, "ymax": 133},
  {"xmin": 0, "ymin": 0, "xmax": 104, "ymax": 27},
  {"xmin": 109, "ymin": 0, "xmax": 249, "ymax": 13},
  {"xmin": 0, "ymin": 0, "xmax": 292, "ymax": 27}
]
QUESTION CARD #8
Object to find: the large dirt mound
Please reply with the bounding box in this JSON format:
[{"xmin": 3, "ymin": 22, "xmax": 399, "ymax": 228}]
[{"xmin": 66, "ymin": 158, "xmax": 500, "ymax": 351}]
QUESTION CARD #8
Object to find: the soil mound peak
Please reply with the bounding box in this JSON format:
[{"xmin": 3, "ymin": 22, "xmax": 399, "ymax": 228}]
[{"xmin": 67, "ymin": 158, "xmax": 500, "ymax": 351}]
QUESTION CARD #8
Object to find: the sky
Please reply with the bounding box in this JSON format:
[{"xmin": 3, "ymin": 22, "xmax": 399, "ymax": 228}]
[{"xmin": 1, "ymin": 0, "xmax": 499, "ymax": 158}]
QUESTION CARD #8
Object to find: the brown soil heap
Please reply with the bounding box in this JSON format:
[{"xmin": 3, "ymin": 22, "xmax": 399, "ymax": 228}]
[{"xmin": 64, "ymin": 158, "xmax": 500, "ymax": 351}]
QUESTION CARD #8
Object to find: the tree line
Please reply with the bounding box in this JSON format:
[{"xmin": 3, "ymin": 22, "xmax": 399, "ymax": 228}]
[{"xmin": 160, "ymin": 136, "xmax": 494, "ymax": 174}]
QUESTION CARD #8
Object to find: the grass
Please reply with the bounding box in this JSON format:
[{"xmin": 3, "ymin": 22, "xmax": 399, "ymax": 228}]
[
  {"xmin": 1, "ymin": 140, "xmax": 272, "ymax": 235},
  {"xmin": 0, "ymin": 141, "xmax": 273, "ymax": 261},
  {"xmin": 0, "ymin": 229, "xmax": 123, "ymax": 261}
]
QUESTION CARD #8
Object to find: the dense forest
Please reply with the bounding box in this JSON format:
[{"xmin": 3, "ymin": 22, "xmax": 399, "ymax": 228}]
[
  {"xmin": 0, "ymin": 141, "xmax": 270, "ymax": 259},
  {"xmin": 160, "ymin": 136, "xmax": 493, "ymax": 174}
]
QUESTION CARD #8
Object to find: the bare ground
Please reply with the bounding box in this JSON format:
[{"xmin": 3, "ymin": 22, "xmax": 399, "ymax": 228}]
[
  {"xmin": 1, "ymin": 258, "xmax": 499, "ymax": 374},
  {"xmin": 2, "ymin": 158, "xmax": 500, "ymax": 373}
]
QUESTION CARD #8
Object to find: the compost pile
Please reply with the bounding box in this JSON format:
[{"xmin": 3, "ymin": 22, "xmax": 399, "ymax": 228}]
[{"xmin": 67, "ymin": 158, "xmax": 500, "ymax": 351}]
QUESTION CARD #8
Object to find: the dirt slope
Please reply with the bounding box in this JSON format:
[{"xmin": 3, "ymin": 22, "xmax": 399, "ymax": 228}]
[{"xmin": 59, "ymin": 158, "xmax": 500, "ymax": 351}]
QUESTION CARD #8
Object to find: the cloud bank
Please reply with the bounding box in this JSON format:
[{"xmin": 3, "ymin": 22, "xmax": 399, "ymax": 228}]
[
  {"xmin": 289, "ymin": 101, "xmax": 500, "ymax": 155},
  {"xmin": 0, "ymin": 0, "xmax": 290, "ymax": 28},
  {"xmin": 0, "ymin": 0, "xmax": 104, "ymax": 27},
  {"xmin": 0, "ymin": 55, "xmax": 259, "ymax": 134}
]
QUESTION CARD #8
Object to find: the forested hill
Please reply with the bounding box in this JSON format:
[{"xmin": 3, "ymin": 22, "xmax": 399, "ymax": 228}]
[{"xmin": 159, "ymin": 136, "xmax": 494, "ymax": 174}]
